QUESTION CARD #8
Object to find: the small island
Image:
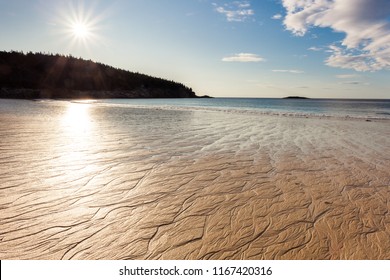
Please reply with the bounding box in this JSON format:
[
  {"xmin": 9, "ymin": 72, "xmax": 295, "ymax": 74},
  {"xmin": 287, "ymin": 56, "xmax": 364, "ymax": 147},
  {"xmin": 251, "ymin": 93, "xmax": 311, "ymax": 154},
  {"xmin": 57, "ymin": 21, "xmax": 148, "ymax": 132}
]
[
  {"xmin": 0, "ymin": 51, "xmax": 200, "ymax": 99},
  {"xmin": 283, "ymin": 96, "xmax": 310, "ymax": 99}
]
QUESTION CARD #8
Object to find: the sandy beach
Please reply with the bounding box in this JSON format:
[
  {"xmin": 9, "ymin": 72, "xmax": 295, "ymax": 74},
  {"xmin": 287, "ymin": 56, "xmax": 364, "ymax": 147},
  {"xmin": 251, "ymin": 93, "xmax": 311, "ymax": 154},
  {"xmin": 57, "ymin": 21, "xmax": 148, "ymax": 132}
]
[{"xmin": 0, "ymin": 100, "xmax": 389, "ymax": 259}]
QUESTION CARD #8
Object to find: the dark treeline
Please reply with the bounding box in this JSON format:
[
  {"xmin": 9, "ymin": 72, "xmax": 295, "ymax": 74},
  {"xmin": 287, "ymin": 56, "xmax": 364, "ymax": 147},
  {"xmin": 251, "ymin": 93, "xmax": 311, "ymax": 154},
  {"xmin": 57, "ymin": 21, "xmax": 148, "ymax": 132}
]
[{"xmin": 0, "ymin": 51, "xmax": 198, "ymax": 99}]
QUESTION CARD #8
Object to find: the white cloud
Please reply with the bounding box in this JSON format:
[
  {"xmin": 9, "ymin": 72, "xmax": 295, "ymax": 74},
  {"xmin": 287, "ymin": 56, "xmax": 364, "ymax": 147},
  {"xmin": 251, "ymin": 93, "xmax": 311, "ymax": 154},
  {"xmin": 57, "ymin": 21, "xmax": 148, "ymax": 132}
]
[
  {"xmin": 272, "ymin": 14, "xmax": 282, "ymax": 20},
  {"xmin": 214, "ymin": 1, "xmax": 254, "ymax": 22},
  {"xmin": 272, "ymin": 69, "xmax": 305, "ymax": 74},
  {"xmin": 237, "ymin": 2, "xmax": 251, "ymax": 8},
  {"xmin": 281, "ymin": 0, "xmax": 390, "ymax": 72},
  {"xmin": 222, "ymin": 53, "xmax": 265, "ymax": 62},
  {"xmin": 308, "ymin": 46, "xmax": 322, "ymax": 51}
]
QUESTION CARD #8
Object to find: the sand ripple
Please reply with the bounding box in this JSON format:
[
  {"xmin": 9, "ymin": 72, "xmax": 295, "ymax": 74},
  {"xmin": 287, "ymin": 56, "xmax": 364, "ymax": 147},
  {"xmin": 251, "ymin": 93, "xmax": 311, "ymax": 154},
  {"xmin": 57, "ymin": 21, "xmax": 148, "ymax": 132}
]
[{"xmin": 0, "ymin": 100, "xmax": 389, "ymax": 259}]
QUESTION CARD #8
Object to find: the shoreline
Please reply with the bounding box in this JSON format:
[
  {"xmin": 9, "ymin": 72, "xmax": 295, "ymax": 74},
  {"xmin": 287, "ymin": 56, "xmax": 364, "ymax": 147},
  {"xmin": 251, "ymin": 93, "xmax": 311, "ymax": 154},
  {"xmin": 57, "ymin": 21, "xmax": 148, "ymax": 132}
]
[
  {"xmin": 75, "ymin": 99, "xmax": 390, "ymax": 122},
  {"xmin": 2, "ymin": 98, "xmax": 387, "ymax": 122},
  {"xmin": 0, "ymin": 87, "xmax": 200, "ymax": 99}
]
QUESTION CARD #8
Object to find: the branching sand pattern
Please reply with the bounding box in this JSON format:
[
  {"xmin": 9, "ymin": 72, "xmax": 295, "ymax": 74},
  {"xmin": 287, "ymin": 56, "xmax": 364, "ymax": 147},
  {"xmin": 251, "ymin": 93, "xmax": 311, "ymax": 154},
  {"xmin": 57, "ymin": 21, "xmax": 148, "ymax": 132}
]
[{"xmin": 0, "ymin": 100, "xmax": 389, "ymax": 259}]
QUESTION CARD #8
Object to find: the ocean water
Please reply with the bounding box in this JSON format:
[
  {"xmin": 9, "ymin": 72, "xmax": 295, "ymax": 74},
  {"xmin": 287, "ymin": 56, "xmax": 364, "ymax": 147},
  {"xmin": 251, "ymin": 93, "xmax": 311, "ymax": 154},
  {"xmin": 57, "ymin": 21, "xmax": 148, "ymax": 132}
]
[
  {"xmin": 100, "ymin": 98, "xmax": 390, "ymax": 120},
  {"xmin": 1, "ymin": 97, "xmax": 388, "ymax": 120}
]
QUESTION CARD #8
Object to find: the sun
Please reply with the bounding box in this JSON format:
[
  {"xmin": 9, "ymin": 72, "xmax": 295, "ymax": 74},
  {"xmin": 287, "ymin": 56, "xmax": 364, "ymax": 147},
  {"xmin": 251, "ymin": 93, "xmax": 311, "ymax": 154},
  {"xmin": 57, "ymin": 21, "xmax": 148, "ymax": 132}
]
[
  {"xmin": 53, "ymin": 1, "xmax": 108, "ymax": 49},
  {"xmin": 72, "ymin": 22, "xmax": 90, "ymax": 39}
]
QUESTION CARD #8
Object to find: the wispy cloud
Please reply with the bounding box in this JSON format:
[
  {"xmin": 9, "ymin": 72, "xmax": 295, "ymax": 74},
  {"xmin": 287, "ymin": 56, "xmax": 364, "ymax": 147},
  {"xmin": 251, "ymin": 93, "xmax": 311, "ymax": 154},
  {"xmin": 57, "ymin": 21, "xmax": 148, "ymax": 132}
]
[
  {"xmin": 324, "ymin": 44, "xmax": 382, "ymax": 72},
  {"xmin": 222, "ymin": 53, "xmax": 265, "ymax": 62},
  {"xmin": 339, "ymin": 81, "xmax": 370, "ymax": 85},
  {"xmin": 213, "ymin": 1, "xmax": 254, "ymax": 22},
  {"xmin": 336, "ymin": 74, "xmax": 360, "ymax": 79},
  {"xmin": 336, "ymin": 74, "xmax": 368, "ymax": 85},
  {"xmin": 272, "ymin": 14, "xmax": 282, "ymax": 20},
  {"xmin": 308, "ymin": 46, "xmax": 322, "ymax": 52},
  {"xmin": 272, "ymin": 69, "xmax": 304, "ymax": 74},
  {"xmin": 281, "ymin": 0, "xmax": 390, "ymax": 72}
]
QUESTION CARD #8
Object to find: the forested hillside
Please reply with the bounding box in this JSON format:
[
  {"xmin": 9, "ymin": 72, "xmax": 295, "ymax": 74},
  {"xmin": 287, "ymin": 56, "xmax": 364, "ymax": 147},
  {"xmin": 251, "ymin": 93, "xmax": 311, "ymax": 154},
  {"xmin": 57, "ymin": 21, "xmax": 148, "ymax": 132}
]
[{"xmin": 0, "ymin": 51, "xmax": 197, "ymax": 99}]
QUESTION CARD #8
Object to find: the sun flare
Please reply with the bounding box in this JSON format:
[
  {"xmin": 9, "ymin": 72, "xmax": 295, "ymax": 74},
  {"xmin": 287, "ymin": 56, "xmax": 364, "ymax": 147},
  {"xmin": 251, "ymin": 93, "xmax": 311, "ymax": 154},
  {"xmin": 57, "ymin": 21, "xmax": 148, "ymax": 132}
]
[
  {"xmin": 54, "ymin": 1, "xmax": 107, "ymax": 48},
  {"xmin": 72, "ymin": 22, "xmax": 89, "ymax": 39}
]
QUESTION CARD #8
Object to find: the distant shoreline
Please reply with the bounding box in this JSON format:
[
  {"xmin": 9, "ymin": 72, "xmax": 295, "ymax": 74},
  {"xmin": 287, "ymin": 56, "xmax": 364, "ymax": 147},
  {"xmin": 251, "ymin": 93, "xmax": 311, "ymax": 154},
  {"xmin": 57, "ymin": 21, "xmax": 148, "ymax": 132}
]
[{"xmin": 0, "ymin": 88, "xmax": 211, "ymax": 99}]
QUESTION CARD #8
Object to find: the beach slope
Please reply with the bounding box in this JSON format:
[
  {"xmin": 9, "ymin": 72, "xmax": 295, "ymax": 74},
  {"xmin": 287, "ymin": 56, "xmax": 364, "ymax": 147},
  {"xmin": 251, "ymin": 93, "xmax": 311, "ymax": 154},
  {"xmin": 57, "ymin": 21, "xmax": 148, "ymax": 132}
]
[{"xmin": 0, "ymin": 100, "xmax": 389, "ymax": 259}]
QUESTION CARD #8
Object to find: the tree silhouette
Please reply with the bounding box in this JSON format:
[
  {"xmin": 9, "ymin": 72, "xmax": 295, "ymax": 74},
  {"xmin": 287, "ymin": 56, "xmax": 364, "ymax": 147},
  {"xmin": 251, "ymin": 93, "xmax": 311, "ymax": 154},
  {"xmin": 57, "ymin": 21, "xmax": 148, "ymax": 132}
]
[{"xmin": 0, "ymin": 51, "xmax": 197, "ymax": 99}]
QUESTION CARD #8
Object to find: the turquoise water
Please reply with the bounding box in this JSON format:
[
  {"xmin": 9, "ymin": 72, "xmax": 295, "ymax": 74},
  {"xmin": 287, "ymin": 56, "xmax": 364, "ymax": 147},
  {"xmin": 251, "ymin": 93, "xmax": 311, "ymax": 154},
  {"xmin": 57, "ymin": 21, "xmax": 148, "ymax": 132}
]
[
  {"xmin": 100, "ymin": 98, "xmax": 390, "ymax": 120},
  {"xmin": 1, "ymin": 97, "xmax": 389, "ymax": 120}
]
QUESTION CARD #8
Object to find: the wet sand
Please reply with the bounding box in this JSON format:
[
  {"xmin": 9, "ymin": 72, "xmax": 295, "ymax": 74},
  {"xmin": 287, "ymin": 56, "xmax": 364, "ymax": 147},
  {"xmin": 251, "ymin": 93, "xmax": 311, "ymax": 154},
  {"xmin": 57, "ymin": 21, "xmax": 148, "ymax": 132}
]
[{"xmin": 0, "ymin": 100, "xmax": 389, "ymax": 259}]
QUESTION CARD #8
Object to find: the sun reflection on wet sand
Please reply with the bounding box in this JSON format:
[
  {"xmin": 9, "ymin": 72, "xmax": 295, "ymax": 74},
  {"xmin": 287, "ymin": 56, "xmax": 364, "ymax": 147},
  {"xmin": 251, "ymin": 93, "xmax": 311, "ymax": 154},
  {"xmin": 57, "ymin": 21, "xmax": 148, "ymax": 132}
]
[
  {"xmin": 42, "ymin": 101, "xmax": 104, "ymax": 192},
  {"xmin": 59, "ymin": 103, "xmax": 95, "ymax": 167},
  {"xmin": 61, "ymin": 102, "xmax": 92, "ymax": 134}
]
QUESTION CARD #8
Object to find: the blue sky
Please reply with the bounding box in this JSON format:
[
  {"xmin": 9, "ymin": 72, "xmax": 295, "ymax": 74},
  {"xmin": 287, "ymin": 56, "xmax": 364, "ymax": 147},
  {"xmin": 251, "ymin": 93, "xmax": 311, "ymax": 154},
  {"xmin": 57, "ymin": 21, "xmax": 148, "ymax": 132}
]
[{"xmin": 1, "ymin": 0, "xmax": 389, "ymax": 98}]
